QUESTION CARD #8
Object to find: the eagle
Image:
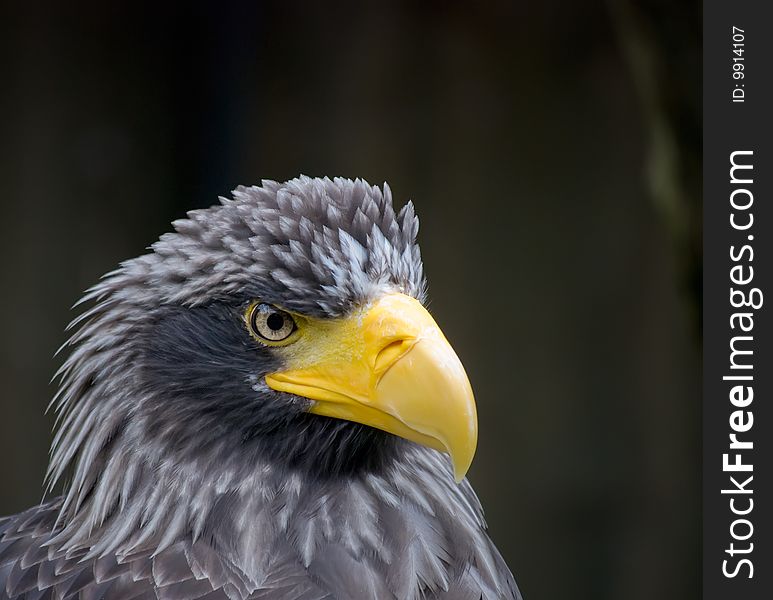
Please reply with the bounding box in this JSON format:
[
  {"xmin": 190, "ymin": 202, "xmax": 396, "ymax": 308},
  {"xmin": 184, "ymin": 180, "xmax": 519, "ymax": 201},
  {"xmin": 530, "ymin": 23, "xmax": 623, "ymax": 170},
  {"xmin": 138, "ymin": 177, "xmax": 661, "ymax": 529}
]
[{"xmin": 0, "ymin": 177, "xmax": 521, "ymax": 599}]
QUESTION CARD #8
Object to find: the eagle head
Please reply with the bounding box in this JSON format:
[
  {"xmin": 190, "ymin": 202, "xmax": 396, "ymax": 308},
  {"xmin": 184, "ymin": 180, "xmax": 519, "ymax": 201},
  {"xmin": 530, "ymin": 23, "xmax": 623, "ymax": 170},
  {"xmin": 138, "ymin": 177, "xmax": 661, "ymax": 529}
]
[{"xmin": 49, "ymin": 176, "xmax": 477, "ymax": 515}]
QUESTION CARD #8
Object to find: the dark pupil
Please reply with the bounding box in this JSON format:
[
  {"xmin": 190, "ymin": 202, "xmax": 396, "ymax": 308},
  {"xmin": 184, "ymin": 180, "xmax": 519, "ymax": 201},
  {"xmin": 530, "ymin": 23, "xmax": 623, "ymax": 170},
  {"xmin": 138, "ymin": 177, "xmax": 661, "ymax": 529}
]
[{"xmin": 266, "ymin": 312, "xmax": 285, "ymax": 331}]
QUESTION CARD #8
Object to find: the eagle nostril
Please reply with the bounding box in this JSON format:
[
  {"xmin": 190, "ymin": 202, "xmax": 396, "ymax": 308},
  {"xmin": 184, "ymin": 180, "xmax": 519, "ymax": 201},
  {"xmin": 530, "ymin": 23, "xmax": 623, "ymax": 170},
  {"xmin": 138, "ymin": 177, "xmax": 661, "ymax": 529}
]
[{"xmin": 374, "ymin": 338, "xmax": 413, "ymax": 374}]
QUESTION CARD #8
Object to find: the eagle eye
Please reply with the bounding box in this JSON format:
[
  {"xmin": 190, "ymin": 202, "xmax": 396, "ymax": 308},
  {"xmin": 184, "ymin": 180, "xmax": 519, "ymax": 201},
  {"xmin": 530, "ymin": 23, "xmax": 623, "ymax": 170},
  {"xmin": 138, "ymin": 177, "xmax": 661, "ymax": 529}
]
[{"xmin": 247, "ymin": 303, "xmax": 297, "ymax": 344}]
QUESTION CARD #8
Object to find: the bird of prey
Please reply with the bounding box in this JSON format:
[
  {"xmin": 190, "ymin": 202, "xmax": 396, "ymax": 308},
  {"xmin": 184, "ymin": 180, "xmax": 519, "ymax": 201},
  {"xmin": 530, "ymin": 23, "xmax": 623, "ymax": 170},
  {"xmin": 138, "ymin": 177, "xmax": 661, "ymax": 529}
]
[{"xmin": 0, "ymin": 177, "xmax": 521, "ymax": 600}]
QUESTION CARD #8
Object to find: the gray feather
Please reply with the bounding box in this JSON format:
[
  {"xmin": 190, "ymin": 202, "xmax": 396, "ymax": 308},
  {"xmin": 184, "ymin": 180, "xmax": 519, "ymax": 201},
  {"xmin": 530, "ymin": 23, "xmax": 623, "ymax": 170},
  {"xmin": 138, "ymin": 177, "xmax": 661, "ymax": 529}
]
[{"xmin": 1, "ymin": 177, "xmax": 521, "ymax": 599}]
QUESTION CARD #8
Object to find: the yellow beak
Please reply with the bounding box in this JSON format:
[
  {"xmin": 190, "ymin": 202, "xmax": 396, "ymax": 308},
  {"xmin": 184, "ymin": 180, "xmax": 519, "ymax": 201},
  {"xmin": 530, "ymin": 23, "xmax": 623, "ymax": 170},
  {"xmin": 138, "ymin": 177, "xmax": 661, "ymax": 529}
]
[{"xmin": 265, "ymin": 294, "xmax": 478, "ymax": 481}]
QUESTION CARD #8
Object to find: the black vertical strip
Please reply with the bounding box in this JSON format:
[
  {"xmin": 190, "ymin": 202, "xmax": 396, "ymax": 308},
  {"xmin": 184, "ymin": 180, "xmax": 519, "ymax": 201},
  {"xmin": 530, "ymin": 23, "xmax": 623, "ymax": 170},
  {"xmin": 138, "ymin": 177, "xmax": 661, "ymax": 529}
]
[{"xmin": 704, "ymin": 1, "xmax": 773, "ymax": 598}]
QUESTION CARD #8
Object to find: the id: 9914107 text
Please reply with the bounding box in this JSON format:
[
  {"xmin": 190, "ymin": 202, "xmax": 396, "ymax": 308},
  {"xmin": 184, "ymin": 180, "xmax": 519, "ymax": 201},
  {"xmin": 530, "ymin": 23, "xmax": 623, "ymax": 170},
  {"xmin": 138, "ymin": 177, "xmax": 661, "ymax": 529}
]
[{"xmin": 732, "ymin": 26, "xmax": 745, "ymax": 103}]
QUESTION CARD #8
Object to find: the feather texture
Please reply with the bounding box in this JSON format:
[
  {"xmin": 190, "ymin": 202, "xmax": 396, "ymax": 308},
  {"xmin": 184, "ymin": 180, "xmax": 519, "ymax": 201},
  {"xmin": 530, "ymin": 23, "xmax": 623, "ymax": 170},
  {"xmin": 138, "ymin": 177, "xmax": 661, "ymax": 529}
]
[
  {"xmin": 1, "ymin": 448, "xmax": 519, "ymax": 599},
  {"xmin": 2, "ymin": 177, "xmax": 521, "ymax": 599}
]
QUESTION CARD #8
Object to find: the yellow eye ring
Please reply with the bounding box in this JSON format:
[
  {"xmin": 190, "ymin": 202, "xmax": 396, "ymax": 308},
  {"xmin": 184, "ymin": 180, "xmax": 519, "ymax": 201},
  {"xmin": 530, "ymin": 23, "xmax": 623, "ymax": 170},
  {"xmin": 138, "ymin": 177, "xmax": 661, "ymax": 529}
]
[{"xmin": 246, "ymin": 302, "xmax": 298, "ymax": 345}]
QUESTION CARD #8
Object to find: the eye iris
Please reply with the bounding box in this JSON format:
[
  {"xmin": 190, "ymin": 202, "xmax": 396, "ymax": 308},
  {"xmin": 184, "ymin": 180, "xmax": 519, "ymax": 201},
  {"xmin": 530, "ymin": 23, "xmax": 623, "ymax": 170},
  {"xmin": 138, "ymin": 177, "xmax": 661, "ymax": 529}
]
[
  {"xmin": 249, "ymin": 303, "xmax": 295, "ymax": 343},
  {"xmin": 266, "ymin": 312, "xmax": 285, "ymax": 331}
]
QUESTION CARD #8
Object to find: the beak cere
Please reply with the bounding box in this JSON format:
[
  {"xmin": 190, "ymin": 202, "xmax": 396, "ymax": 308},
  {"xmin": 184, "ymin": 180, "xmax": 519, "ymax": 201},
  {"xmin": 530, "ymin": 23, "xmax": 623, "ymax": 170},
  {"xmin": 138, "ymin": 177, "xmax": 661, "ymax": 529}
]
[{"xmin": 264, "ymin": 293, "xmax": 478, "ymax": 481}]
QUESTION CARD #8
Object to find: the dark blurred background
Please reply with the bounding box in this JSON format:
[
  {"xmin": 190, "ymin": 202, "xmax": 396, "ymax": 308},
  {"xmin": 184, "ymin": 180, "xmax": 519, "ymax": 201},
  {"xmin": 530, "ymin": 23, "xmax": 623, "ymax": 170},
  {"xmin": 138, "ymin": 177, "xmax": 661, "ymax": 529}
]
[{"xmin": 0, "ymin": 1, "xmax": 700, "ymax": 599}]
